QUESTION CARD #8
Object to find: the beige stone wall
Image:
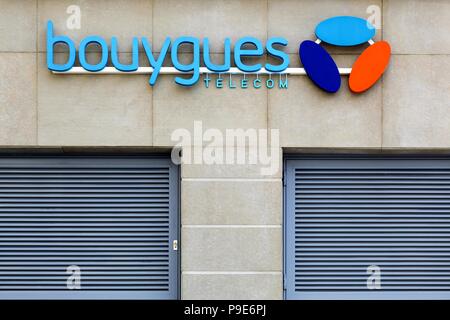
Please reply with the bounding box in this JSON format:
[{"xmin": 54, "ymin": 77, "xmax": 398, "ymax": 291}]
[{"xmin": 0, "ymin": 0, "xmax": 449, "ymax": 299}]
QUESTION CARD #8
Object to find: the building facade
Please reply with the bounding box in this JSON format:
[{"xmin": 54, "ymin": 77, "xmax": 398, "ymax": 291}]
[{"xmin": 0, "ymin": 0, "xmax": 449, "ymax": 299}]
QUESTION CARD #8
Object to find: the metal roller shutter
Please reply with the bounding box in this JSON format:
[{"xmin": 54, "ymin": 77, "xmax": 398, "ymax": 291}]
[
  {"xmin": 285, "ymin": 155, "xmax": 450, "ymax": 300},
  {"xmin": 0, "ymin": 156, "xmax": 179, "ymax": 300}
]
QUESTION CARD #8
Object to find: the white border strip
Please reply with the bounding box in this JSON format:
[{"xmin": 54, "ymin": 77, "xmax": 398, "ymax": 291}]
[{"xmin": 52, "ymin": 66, "xmax": 352, "ymax": 75}]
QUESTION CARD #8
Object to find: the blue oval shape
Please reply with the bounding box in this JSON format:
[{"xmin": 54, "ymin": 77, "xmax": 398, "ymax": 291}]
[
  {"xmin": 299, "ymin": 40, "xmax": 340, "ymax": 93},
  {"xmin": 315, "ymin": 16, "xmax": 376, "ymax": 46}
]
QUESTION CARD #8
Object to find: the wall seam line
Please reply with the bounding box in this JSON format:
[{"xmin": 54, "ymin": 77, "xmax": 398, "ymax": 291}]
[
  {"xmin": 183, "ymin": 272, "xmax": 282, "ymax": 275},
  {"xmin": 182, "ymin": 225, "xmax": 281, "ymax": 228},
  {"xmin": 181, "ymin": 178, "xmax": 281, "ymax": 182},
  {"xmin": 35, "ymin": 0, "xmax": 39, "ymax": 146}
]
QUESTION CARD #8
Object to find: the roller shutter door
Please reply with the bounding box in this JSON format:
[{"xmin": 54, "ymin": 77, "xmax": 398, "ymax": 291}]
[
  {"xmin": 285, "ymin": 156, "xmax": 450, "ymax": 299},
  {"xmin": 0, "ymin": 156, "xmax": 179, "ymax": 300}
]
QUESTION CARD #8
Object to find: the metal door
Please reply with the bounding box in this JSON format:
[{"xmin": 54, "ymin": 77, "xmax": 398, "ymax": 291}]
[
  {"xmin": 0, "ymin": 156, "xmax": 178, "ymax": 299},
  {"xmin": 285, "ymin": 155, "xmax": 450, "ymax": 299}
]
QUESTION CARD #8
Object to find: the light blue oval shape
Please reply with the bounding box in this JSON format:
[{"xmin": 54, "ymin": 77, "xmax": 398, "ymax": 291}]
[{"xmin": 315, "ymin": 16, "xmax": 376, "ymax": 46}]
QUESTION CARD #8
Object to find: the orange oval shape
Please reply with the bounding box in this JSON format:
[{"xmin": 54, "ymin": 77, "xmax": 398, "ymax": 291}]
[{"xmin": 349, "ymin": 41, "xmax": 391, "ymax": 93}]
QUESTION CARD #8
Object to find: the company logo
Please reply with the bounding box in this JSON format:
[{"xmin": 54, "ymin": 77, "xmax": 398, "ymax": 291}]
[
  {"xmin": 47, "ymin": 15, "xmax": 390, "ymax": 93},
  {"xmin": 46, "ymin": 20, "xmax": 289, "ymax": 88},
  {"xmin": 300, "ymin": 16, "xmax": 391, "ymax": 93}
]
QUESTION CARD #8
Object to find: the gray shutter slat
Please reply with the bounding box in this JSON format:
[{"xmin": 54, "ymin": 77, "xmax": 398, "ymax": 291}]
[
  {"xmin": 0, "ymin": 156, "xmax": 178, "ymax": 300},
  {"xmin": 285, "ymin": 156, "xmax": 450, "ymax": 300}
]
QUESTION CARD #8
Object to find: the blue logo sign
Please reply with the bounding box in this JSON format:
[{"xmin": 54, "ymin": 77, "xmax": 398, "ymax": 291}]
[
  {"xmin": 47, "ymin": 15, "xmax": 391, "ymax": 93},
  {"xmin": 47, "ymin": 20, "xmax": 290, "ymax": 87}
]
